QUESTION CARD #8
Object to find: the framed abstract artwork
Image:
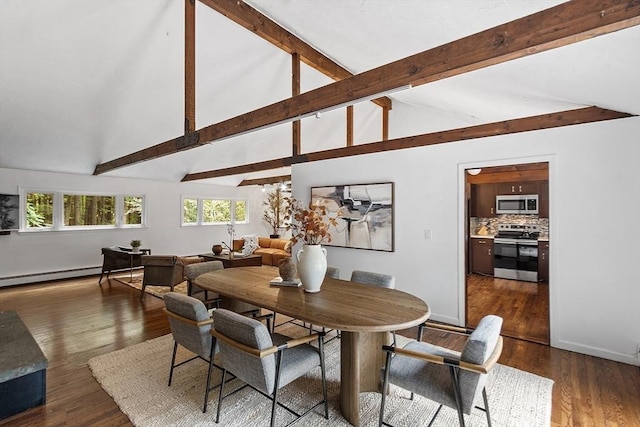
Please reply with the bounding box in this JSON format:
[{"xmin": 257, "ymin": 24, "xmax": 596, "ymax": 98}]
[{"xmin": 311, "ymin": 182, "xmax": 394, "ymax": 252}]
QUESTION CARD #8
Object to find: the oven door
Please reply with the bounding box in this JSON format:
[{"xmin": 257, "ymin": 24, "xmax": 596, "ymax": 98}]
[
  {"xmin": 517, "ymin": 241, "xmax": 539, "ymax": 280},
  {"xmin": 494, "ymin": 239, "xmax": 518, "ymax": 279}
]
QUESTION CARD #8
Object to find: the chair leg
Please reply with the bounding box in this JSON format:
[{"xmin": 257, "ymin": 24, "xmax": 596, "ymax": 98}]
[
  {"xmin": 215, "ymin": 369, "xmax": 227, "ymax": 423},
  {"xmin": 270, "ymin": 352, "xmax": 284, "ymax": 427},
  {"xmin": 140, "ymin": 284, "xmax": 146, "ymax": 299},
  {"xmin": 203, "ymin": 340, "xmax": 216, "ymax": 413},
  {"xmin": 449, "ymin": 366, "xmax": 466, "ymax": 427},
  {"xmin": 417, "ymin": 323, "xmax": 425, "ymax": 341},
  {"xmin": 319, "ymin": 335, "xmax": 328, "ymax": 419},
  {"xmin": 168, "ymin": 341, "xmax": 178, "ymax": 386},
  {"xmin": 482, "ymin": 387, "xmax": 492, "ymax": 427},
  {"xmin": 379, "ymin": 350, "xmax": 393, "ymax": 427}
]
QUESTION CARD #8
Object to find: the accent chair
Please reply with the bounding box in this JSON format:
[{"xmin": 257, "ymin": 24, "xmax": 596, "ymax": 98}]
[
  {"xmin": 211, "ymin": 309, "xmax": 328, "ymax": 427},
  {"xmin": 379, "ymin": 314, "xmax": 504, "ymax": 427}
]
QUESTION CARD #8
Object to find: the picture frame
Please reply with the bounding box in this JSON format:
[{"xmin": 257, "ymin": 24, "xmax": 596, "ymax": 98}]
[
  {"xmin": 0, "ymin": 194, "xmax": 20, "ymax": 232},
  {"xmin": 311, "ymin": 182, "xmax": 394, "ymax": 252}
]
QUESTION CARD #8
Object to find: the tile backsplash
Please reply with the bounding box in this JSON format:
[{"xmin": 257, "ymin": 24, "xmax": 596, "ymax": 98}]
[{"xmin": 470, "ymin": 215, "xmax": 549, "ymax": 237}]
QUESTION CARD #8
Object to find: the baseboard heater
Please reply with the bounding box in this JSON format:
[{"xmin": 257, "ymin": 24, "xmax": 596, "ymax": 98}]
[{"xmin": 0, "ymin": 266, "xmax": 102, "ymax": 287}]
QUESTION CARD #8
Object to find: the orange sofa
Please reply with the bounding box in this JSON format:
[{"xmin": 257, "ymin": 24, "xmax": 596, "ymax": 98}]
[{"xmin": 233, "ymin": 236, "xmax": 292, "ymax": 266}]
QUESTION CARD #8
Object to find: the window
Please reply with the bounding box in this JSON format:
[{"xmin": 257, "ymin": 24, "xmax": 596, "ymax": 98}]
[
  {"xmin": 182, "ymin": 197, "xmax": 247, "ymax": 226},
  {"xmin": 22, "ymin": 189, "xmax": 145, "ymax": 231},
  {"xmin": 64, "ymin": 194, "xmax": 115, "ymax": 226}
]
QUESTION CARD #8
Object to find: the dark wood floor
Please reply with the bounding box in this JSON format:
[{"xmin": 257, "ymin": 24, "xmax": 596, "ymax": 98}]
[
  {"xmin": 466, "ymin": 273, "xmax": 550, "ymax": 344},
  {"xmin": 1, "ymin": 275, "xmax": 639, "ymax": 426}
]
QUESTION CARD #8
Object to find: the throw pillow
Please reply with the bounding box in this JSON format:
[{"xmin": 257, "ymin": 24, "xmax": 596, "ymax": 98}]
[{"xmin": 241, "ymin": 234, "xmax": 259, "ymax": 256}]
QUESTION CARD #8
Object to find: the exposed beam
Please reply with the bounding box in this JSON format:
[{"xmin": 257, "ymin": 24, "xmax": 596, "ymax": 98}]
[
  {"xmin": 181, "ymin": 107, "xmax": 633, "ymax": 181},
  {"xmin": 94, "ymin": 1, "xmax": 640, "ymax": 175},
  {"xmin": 238, "ymin": 175, "xmax": 291, "ymax": 187},
  {"xmin": 198, "ymin": 0, "xmax": 391, "ymax": 109},
  {"xmin": 292, "ymin": 52, "xmax": 301, "ymax": 157},
  {"xmin": 185, "ymin": 0, "xmax": 196, "ymax": 132},
  {"xmin": 346, "ymin": 106, "xmax": 354, "ymax": 147}
]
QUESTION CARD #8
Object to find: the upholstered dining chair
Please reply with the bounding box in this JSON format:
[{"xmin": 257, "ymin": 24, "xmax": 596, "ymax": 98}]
[
  {"xmin": 184, "ymin": 261, "xmax": 224, "ymax": 309},
  {"xmin": 211, "ymin": 309, "xmax": 329, "ymax": 427},
  {"xmin": 379, "ymin": 315, "xmax": 504, "ymax": 427},
  {"xmin": 163, "ymin": 292, "xmax": 222, "ymax": 413},
  {"xmin": 350, "ymin": 269, "xmax": 396, "ymax": 345}
]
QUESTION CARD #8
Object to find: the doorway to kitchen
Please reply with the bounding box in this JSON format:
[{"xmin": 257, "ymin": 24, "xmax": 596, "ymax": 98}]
[{"xmin": 465, "ymin": 162, "xmax": 550, "ymax": 345}]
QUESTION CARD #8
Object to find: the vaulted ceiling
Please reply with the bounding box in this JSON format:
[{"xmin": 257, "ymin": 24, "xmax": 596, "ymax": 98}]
[{"xmin": 1, "ymin": 0, "xmax": 638, "ymax": 186}]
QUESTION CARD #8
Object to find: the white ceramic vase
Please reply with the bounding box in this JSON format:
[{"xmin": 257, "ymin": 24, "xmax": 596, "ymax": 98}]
[{"xmin": 296, "ymin": 244, "xmax": 327, "ymax": 293}]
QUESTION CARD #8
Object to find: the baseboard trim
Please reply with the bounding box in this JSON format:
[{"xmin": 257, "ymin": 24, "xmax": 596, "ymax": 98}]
[{"xmin": 0, "ymin": 266, "xmax": 102, "ymax": 287}]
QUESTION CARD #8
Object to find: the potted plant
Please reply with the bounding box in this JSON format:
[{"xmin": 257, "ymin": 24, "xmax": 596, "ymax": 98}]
[
  {"xmin": 285, "ymin": 198, "xmax": 341, "ymax": 292},
  {"xmin": 262, "ymin": 186, "xmax": 289, "ymax": 238},
  {"xmin": 130, "ymin": 239, "xmax": 141, "ymax": 253}
]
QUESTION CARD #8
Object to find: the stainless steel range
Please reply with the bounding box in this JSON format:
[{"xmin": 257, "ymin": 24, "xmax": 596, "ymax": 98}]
[{"xmin": 493, "ymin": 223, "xmax": 540, "ymax": 282}]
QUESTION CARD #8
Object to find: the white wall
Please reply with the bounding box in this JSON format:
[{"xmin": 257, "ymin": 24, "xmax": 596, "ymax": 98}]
[
  {"xmin": 292, "ymin": 115, "xmax": 640, "ymax": 366},
  {"xmin": 0, "ymin": 168, "xmax": 270, "ymax": 286}
]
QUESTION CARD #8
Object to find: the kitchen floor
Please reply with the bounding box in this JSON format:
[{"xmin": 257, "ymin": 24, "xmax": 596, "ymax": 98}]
[{"xmin": 466, "ymin": 273, "xmax": 549, "ymax": 344}]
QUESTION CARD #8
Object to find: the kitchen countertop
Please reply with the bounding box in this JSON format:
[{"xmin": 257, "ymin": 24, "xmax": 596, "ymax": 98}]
[{"xmin": 470, "ymin": 234, "xmax": 549, "ymax": 241}]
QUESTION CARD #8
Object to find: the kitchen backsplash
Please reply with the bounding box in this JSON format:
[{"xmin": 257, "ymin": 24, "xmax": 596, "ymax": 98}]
[{"xmin": 470, "ymin": 215, "xmax": 549, "ymax": 237}]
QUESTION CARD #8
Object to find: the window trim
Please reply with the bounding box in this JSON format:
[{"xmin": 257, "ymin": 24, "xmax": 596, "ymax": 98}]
[{"xmin": 20, "ymin": 187, "xmax": 146, "ymax": 232}]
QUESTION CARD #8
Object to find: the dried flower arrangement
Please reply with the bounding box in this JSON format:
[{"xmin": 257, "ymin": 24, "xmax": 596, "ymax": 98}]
[{"xmin": 285, "ymin": 198, "xmax": 340, "ymax": 245}]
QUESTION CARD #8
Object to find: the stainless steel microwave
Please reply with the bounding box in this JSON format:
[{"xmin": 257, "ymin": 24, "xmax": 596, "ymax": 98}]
[{"xmin": 496, "ymin": 194, "xmax": 539, "ymax": 215}]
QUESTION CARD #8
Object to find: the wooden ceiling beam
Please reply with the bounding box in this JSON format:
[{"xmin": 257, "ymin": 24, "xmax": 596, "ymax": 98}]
[
  {"xmin": 238, "ymin": 175, "xmax": 291, "ymax": 187},
  {"xmin": 198, "ymin": 0, "xmax": 392, "ymax": 109},
  {"xmin": 94, "ymin": 1, "xmax": 640, "ymax": 176},
  {"xmin": 181, "ymin": 107, "xmax": 633, "ymax": 181}
]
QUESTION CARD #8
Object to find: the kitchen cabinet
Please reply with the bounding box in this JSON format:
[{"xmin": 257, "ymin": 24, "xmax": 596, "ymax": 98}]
[
  {"xmin": 470, "ymin": 237, "xmax": 494, "ymax": 275},
  {"xmin": 538, "ymin": 241, "xmax": 549, "ymax": 282},
  {"xmin": 470, "ymin": 184, "xmax": 496, "ymax": 217},
  {"xmin": 496, "ymin": 182, "xmax": 539, "ymax": 195},
  {"xmin": 538, "ymin": 181, "xmax": 549, "ymax": 218}
]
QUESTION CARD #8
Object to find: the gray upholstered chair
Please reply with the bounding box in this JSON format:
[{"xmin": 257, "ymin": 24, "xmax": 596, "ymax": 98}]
[
  {"xmin": 211, "ymin": 309, "xmax": 328, "ymax": 427},
  {"xmin": 350, "ymin": 269, "xmax": 395, "ymax": 288},
  {"xmin": 184, "ymin": 260, "xmax": 224, "ymax": 308},
  {"xmin": 379, "ymin": 315, "xmax": 504, "ymax": 427},
  {"xmin": 164, "ymin": 292, "xmax": 221, "ymax": 413},
  {"xmin": 350, "ymin": 269, "xmax": 396, "ymax": 345},
  {"xmin": 325, "ymin": 266, "xmax": 340, "ymax": 280}
]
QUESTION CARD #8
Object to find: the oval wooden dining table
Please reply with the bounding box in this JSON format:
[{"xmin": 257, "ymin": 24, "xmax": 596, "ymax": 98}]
[{"xmin": 195, "ymin": 265, "xmax": 430, "ymax": 426}]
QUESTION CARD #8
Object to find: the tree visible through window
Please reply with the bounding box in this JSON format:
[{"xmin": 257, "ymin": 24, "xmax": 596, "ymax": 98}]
[
  {"xmin": 24, "ymin": 191, "xmax": 145, "ymax": 230},
  {"xmin": 183, "ymin": 198, "xmax": 247, "ymax": 225},
  {"xmin": 183, "ymin": 198, "xmax": 198, "ymax": 224},
  {"xmin": 26, "ymin": 192, "xmax": 54, "ymax": 228},
  {"xmin": 64, "ymin": 195, "xmax": 115, "ymax": 226},
  {"xmin": 123, "ymin": 196, "xmax": 143, "ymax": 225}
]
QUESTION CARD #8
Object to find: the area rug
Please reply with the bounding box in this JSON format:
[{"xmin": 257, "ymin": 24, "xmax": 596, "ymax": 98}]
[
  {"xmin": 88, "ymin": 325, "xmax": 553, "ymax": 426},
  {"xmin": 111, "ymin": 274, "xmax": 187, "ymax": 299}
]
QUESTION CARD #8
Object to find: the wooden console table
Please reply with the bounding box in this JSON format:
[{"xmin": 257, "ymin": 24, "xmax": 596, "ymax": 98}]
[{"xmin": 0, "ymin": 311, "xmax": 48, "ymax": 420}]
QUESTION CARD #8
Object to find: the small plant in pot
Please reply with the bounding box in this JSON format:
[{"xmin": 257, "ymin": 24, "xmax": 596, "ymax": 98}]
[
  {"xmin": 262, "ymin": 186, "xmax": 289, "ymax": 238},
  {"xmin": 130, "ymin": 239, "xmax": 141, "ymax": 253}
]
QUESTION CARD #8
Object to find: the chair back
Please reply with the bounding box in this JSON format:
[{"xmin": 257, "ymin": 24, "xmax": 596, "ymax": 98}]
[
  {"xmin": 350, "ymin": 270, "xmax": 395, "ymax": 289},
  {"xmin": 325, "ymin": 267, "xmax": 340, "ymax": 279},
  {"xmin": 458, "ymin": 314, "xmax": 503, "ymax": 413},
  {"xmin": 185, "ymin": 260, "xmax": 224, "ymax": 282},
  {"xmin": 142, "ymin": 255, "xmax": 184, "ymax": 286},
  {"xmin": 213, "ymin": 309, "xmax": 276, "ymax": 395},
  {"xmin": 164, "ymin": 292, "xmax": 212, "ymax": 358}
]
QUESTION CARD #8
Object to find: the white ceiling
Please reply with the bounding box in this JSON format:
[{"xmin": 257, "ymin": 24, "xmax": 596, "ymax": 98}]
[{"xmin": 1, "ymin": 0, "xmax": 638, "ymax": 186}]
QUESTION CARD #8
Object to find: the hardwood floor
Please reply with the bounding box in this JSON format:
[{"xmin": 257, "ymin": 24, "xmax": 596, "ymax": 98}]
[
  {"xmin": 466, "ymin": 273, "xmax": 550, "ymax": 344},
  {"xmin": 1, "ymin": 275, "xmax": 639, "ymax": 426}
]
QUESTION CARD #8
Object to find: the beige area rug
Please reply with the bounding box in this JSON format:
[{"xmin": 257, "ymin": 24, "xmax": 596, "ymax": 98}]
[
  {"xmin": 111, "ymin": 274, "xmax": 187, "ymax": 299},
  {"xmin": 88, "ymin": 324, "xmax": 553, "ymax": 427}
]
